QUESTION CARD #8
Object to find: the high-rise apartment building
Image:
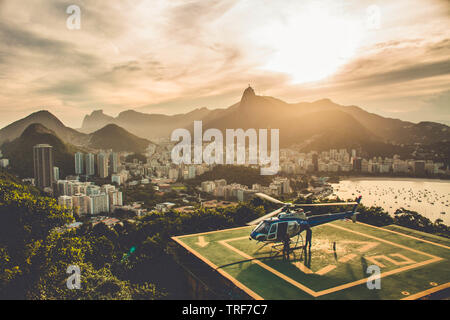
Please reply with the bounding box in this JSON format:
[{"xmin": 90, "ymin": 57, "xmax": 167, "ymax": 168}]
[
  {"xmin": 53, "ymin": 166, "xmax": 60, "ymax": 181},
  {"xmin": 74, "ymin": 152, "xmax": 84, "ymax": 175},
  {"xmin": 109, "ymin": 152, "xmax": 119, "ymax": 175},
  {"xmin": 85, "ymin": 153, "xmax": 95, "ymax": 176},
  {"xmin": 97, "ymin": 153, "xmax": 108, "ymax": 178},
  {"xmin": 33, "ymin": 144, "xmax": 54, "ymax": 189}
]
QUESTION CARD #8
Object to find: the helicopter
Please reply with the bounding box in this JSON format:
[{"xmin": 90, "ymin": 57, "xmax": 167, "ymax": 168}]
[{"xmin": 247, "ymin": 193, "xmax": 362, "ymax": 258}]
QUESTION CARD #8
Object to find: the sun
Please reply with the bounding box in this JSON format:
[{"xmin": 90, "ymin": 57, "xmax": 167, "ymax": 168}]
[{"xmin": 250, "ymin": 4, "xmax": 364, "ymax": 84}]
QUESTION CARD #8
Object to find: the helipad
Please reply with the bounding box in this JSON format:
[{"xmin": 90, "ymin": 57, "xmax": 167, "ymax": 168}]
[{"xmin": 172, "ymin": 220, "xmax": 450, "ymax": 299}]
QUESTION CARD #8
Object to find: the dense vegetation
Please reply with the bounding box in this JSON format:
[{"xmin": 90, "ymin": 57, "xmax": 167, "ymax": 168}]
[
  {"xmin": 121, "ymin": 184, "xmax": 185, "ymax": 209},
  {"xmin": 125, "ymin": 153, "xmax": 147, "ymax": 163},
  {"xmin": 0, "ymin": 171, "xmax": 162, "ymax": 299}
]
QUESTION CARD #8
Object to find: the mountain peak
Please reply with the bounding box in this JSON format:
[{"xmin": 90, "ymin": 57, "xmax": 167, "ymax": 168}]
[
  {"xmin": 240, "ymin": 85, "xmax": 256, "ymax": 104},
  {"xmin": 81, "ymin": 109, "xmax": 115, "ymax": 134},
  {"xmin": 0, "ymin": 109, "xmax": 87, "ymax": 145},
  {"xmin": 31, "ymin": 109, "xmax": 52, "ymax": 115},
  {"xmin": 95, "ymin": 123, "xmax": 122, "ymax": 132},
  {"xmin": 90, "ymin": 123, "xmax": 151, "ymax": 153},
  {"xmin": 91, "ymin": 109, "xmax": 105, "ymax": 116},
  {"xmin": 27, "ymin": 110, "xmax": 62, "ymax": 123}
]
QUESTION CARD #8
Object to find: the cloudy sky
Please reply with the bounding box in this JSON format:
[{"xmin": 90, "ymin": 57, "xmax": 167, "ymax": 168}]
[{"xmin": 0, "ymin": 0, "xmax": 449, "ymax": 128}]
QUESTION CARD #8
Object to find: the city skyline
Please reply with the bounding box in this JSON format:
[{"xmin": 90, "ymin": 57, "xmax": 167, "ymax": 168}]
[{"xmin": 0, "ymin": 0, "xmax": 449, "ymax": 129}]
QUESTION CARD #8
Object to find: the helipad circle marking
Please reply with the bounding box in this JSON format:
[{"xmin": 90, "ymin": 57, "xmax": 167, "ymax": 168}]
[
  {"xmin": 430, "ymin": 282, "xmax": 438, "ymax": 286},
  {"xmin": 401, "ymin": 291, "xmax": 410, "ymax": 296}
]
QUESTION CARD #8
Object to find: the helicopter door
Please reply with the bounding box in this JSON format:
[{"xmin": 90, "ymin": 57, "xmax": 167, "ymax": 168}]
[
  {"xmin": 276, "ymin": 222, "xmax": 288, "ymax": 239},
  {"xmin": 267, "ymin": 223, "xmax": 278, "ymax": 240}
]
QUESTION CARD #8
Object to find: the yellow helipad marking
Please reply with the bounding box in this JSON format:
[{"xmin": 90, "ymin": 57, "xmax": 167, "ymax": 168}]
[
  {"xmin": 358, "ymin": 222, "xmax": 450, "ymax": 250},
  {"xmin": 219, "ymin": 239, "xmax": 318, "ymax": 296},
  {"xmin": 173, "ymin": 222, "xmax": 447, "ymax": 299},
  {"xmin": 195, "ymin": 236, "xmax": 209, "ymax": 247},
  {"xmin": 293, "ymin": 262, "xmax": 313, "ymax": 274},
  {"xmin": 172, "ymin": 236, "xmax": 263, "ymax": 300},
  {"xmin": 365, "ymin": 255, "xmax": 400, "ymax": 268},
  {"xmin": 328, "ymin": 224, "xmax": 439, "ymax": 259},
  {"xmin": 323, "ymin": 240, "xmax": 379, "ymax": 254},
  {"xmin": 356, "ymin": 242, "xmax": 379, "ymax": 253},
  {"xmin": 389, "ymin": 253, "xmax": 416, "ymax": 265},
  {"xmin": 317, "ymin": 257, "xmax": 442, "ymax": 297},
  {"xmin": 338, "ymin": 254, "xmax": 357, "ymax": 263},
  {"xmin": 215, "ymin": 225, "xmax": 443, "ymax": 298},
  {"xmin": 293, "ymin": 262, "xmax": 336, "ymax": 276},
  {"xmin": 402, "ymin": 282, "xmax": 450, "ymax": 300},
  {"xmin": 315, "ymin": 265, "xmax": 337, "ymax": 276}
]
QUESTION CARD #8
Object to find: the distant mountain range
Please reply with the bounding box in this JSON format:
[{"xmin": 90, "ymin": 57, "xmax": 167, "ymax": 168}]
[
  {"xmin": 80, "ymin": 107, "xmax": 212, "ymax": 140},
  {"xmin": 0, "ymin": 113, "xmax": 156, "ymax": 177},
  {"xmin": 1, "ymin": 87, "xmax": 449, "ymax": 166},
  {"xmin": 79, "ymin": 87, "xmax": 449, "ymax": 156},
  {"xmin": 0, "ymin": 111, "xmax": 154, "ymax": 153}
]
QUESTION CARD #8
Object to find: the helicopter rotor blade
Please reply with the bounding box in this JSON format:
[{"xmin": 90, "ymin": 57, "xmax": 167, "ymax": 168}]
[
  {"xmin": 247, "ymin": 207, "xmax": 284, "ymax": 226},
  {"xmin": 254, "ymin": 193, "xmax": 286, "ymax": 205},
  {"xmin": 293, "ymin": 202, "xmax": 358, "ymax": 207}
]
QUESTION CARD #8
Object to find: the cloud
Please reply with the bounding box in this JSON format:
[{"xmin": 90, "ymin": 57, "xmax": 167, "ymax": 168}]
[{"xmin": 0, "ymin": 0, "xmax": 448, "ymax": 128}]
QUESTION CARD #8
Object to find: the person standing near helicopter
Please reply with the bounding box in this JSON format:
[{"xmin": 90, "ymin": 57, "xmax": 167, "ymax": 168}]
[
  {"xmin": 282, "ymin": 234, "xmax": 290, "ymax": 260},
  {"xmin": 304, "ymin": 227, "xmax": 312, "ymax": 253}
]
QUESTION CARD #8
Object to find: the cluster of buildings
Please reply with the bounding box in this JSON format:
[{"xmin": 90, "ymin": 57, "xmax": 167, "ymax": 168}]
[
  {"xmin": 174, "ymin": 200, "xmax": 238, "ymax": 214},
  {"xmin": 279, "ymin": 148, "xmax": 448, "ymax": 176},
  {"xmin": 75, "ymin": 151, "xmax": 120, "ymax": 178},
  {"xmin": 200, "ymin": 177, "xmax": 291, "ymax": 201},
  {"xmin": 30, "ymin": 144, "xmax": 128, "ymax": 188},
  {"xmin": 27, "ymin": 145, "xmax": 129, "ymax": 216},
  {"xmin": 120, "ymin": 158, "xmax": 212, "ymax": 187},
  {"xmin": 145, "ymin": 163, "xmax": 210, "ymax": 181},
  {"xmin": 56, "ymin": 179, "xmax": 123, "ymax": 216},
  {"xmin": 24, "ymin": 142, "xmax": 450, "ymax": 220}
]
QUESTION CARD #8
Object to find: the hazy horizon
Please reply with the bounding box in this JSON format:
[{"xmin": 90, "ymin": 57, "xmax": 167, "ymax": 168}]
[{"xmin": 0, "ymin": 0, "xmax": 449, "ymax": 128}]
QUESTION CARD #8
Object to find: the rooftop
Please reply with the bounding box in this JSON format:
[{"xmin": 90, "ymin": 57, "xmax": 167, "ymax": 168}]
[{"xmin": 172, "ymin": 221, "xmax": 450, "ymax": 300}]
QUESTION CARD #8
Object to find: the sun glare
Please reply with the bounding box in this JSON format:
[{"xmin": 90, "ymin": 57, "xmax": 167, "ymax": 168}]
[{"xmin": 251, "ymin": 5, "xmax": 364, "ymax": 83}]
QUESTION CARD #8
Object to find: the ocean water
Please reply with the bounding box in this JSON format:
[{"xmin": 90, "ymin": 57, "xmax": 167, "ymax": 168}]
[{"xmin": 330, "ymin": 178, "xmax": 450, "ymax": 226}]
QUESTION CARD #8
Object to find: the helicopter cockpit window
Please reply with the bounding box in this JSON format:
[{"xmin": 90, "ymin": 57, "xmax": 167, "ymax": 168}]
[
  {"xmin": 288, "ymin": 221, "xmax": 297, "ymax": 233},
  {"xmin": 254, "ymin": 221, "xmax": 270, "ymax": 234},
  {"xmin": 269, "ymin": 223, "xmax": 277, "ymax": 234}
]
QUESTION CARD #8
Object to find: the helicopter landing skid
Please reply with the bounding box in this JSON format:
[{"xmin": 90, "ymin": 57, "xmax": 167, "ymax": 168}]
[{"xmin": 268, "ymin": 233, "xmax": 304, "ymax": 260}]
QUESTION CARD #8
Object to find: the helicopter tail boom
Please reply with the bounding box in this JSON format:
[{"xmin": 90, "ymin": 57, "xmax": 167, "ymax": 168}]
[{"xmin": 351, "ymin": 196, "xmax": 362, "ymax": 223}]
